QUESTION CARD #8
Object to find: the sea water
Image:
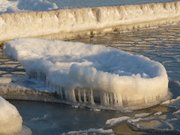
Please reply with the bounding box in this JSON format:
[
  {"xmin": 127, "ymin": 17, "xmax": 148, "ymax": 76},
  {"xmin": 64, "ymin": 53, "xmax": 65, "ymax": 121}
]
[
  {"xmin": 51, "ymin": 0, "xmax": 180, "ymax": 9},
  {"xmin": 9, "ymin": 23, "xmax": 180, "ymax": 135},
  {"xmin": 3, "ymin": 0, "xmax": 179, "ymax": 134}
]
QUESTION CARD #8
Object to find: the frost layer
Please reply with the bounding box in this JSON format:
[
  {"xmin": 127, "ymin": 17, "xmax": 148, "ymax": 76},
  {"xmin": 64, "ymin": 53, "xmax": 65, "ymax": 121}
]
[
  {"xmin": 4, "ymin": 38, "xmax": 169, "ymax": 110},
  {"xmin": 0, "ymin": 96, "xmax": 22, "ymax": 134},
  {"xmin": 0, "ymin": 1, "xmax": 180, "ymax": 41}
]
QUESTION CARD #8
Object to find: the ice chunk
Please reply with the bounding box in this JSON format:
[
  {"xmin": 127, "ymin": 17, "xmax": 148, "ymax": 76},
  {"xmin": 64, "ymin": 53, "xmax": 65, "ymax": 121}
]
[
  {"xmin": 0, "ymin": 1, "xmax": 180, "ymax": 41},
  {"xmin": 161, "ymin": 96, "xmax": 180, "ymax": 105},
  {"xmin": 0, "ymin": 96, "xmax": 22, "ymax": 134},
  {"xmin": 62, "ymin": 128, "xmax": 114, "ymax": 135},
  {"xmin": 105, "ymin": 116, "xmax": 130, "ymax": 128},
  {"xmin": 4, "ymin": 38, "xmax": 169, "ymax": 110}
]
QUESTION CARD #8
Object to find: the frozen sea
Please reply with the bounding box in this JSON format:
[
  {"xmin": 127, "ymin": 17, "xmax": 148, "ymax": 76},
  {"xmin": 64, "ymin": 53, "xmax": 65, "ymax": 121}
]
[
  {"xmin": 0, "ymin": 0, "xmax": 179, "ymax": 135},
  {"xmin": 9, "ymin": 23, "xmax": 180, "ymax": 135}
]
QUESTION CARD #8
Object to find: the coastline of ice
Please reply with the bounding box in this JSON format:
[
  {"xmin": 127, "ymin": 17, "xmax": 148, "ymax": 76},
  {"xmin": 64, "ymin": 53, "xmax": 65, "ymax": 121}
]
[
  {"xmin": 0, "ymin": 1, "xmax": 180, "ymax": 41},
  {"xmin": 4, "ymin": 38, "xmax": 169, "ymax": 110}
]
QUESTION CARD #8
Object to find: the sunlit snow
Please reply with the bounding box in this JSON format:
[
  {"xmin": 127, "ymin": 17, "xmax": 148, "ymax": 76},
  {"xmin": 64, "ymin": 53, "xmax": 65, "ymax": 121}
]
[{"xmin": 4, "ymin": 38, "xmax": 169, "ymax": 110}]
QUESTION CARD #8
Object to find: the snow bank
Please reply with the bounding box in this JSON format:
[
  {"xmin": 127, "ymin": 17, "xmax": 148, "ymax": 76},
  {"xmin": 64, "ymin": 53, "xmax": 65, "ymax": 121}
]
[
  {"xmin": 0, "ymin": 96, "xmax": 22, "ymax": 134},
  {"xmin": 0, "ymin": 1, "xmax": 180, "ymax": 41},
  {"xmin": 4, "ymin": 38, "xmax": 169, "ymax": 110}
]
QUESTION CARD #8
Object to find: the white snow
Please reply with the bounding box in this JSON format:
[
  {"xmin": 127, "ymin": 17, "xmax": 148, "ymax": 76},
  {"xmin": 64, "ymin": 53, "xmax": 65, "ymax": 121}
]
[
  {"xmin": 0, "ymin": 96, "xmax": 22, "ymax": 134},
  {"xmin": 0, "ymin": 1, "xmax": 180, "ymax": 41},
  {"xmin": 105, "ymin": 116, "xmax": 130, "ymax": 128},
  {"xmin": 4, "ymin": 38, "xmax": 169, "ymax": 110},
  {"xmin": 161, "ymin": 96, "xmax": 180, "ymax": 105}
]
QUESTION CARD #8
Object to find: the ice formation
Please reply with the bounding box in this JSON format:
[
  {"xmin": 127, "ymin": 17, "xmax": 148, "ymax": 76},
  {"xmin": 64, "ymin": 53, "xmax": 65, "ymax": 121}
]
[
  {"xmin": 0, "ymin": 96, "xmax": 22, "ymax": 134},
  {"xmin": 0, "ymin": 1, "xmax": 180, "ymax": 41},
  {"xmin": 4, "ymin": 38, "xmax": 169, "ymax": 110}
]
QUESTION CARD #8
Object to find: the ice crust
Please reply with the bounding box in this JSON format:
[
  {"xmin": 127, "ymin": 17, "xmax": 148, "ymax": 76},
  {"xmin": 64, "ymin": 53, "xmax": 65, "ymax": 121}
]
[
  {"xmin": 0, "ymin": 96, "xmax": 22, "ymax": 134},
  {"xmin": 4, "ymin": 38, "xmax": 169, "ymax": 110},
  {"xmin": 0, "ymin": 1, "xmax": 180, "ymax": 41}
]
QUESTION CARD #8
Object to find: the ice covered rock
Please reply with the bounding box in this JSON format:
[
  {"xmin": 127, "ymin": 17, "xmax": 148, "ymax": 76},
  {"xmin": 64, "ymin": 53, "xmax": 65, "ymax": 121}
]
[
  {"xmin": 4, "ymin": 38, "xmax": 169, "ymax": 110},
  {"xmin": 0, "ymin": 96, "xmax": 22, "ymax": 134},
  {"xmin": 0, "ymin": 1, "xmax": 180, "ymax": 41}
]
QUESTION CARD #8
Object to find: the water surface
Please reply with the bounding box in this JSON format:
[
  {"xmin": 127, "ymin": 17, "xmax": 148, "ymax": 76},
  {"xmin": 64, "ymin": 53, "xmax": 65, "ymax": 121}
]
[{"xmin": 10, "ymin": 23, "xmax": 180, "ymax": 135}]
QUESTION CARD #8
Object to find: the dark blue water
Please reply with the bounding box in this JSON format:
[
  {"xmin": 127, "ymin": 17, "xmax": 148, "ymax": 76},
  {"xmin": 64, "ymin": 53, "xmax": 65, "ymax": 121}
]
[{"xmin": 10, "ymin": 23, "xmax": 180, "ymax": 135}]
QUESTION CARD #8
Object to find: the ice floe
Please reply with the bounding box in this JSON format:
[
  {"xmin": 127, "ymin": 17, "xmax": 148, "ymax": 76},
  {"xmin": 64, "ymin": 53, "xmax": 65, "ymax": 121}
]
[{"xmin": 4, "ymin": 38, "xmax": 169, "ymax": 110}]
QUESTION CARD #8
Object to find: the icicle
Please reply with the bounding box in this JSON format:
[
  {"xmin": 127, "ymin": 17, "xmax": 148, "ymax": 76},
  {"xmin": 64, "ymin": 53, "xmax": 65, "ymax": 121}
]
[
  {"xmin": 90, "ymin": 88, "xmax": 95, "ymax": 105},
  {"xmin": 109, "ymin": 93, "xmax": 113, "ymax": 105},
  {"xmin": 68, "ymin": 89, "xmax": 76, "ymax": 102},
  {"xmin": 114, "ymin": 94, "xmax": 119, "ymax": 105},
  {"xmin": 106, "ymin": 92, "xmax": 109, "ymax": 105},
  {"xmin": 83, "ymin": 89, "xmax": 87, "ymax": 103},
  {"xmin": 78, "ymin": 89, "xmax": 82, "ymax": 103}
]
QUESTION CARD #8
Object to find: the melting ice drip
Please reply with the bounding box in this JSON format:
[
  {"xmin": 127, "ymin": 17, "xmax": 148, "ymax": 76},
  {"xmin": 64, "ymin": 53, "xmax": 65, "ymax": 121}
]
[
  {"xmin": 4, "ymin": 38, "xmax": 169, "ymax": 110},
  {"xmin": 0, "ymin": 1, "xmax": 180, "ymax": 41}
]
